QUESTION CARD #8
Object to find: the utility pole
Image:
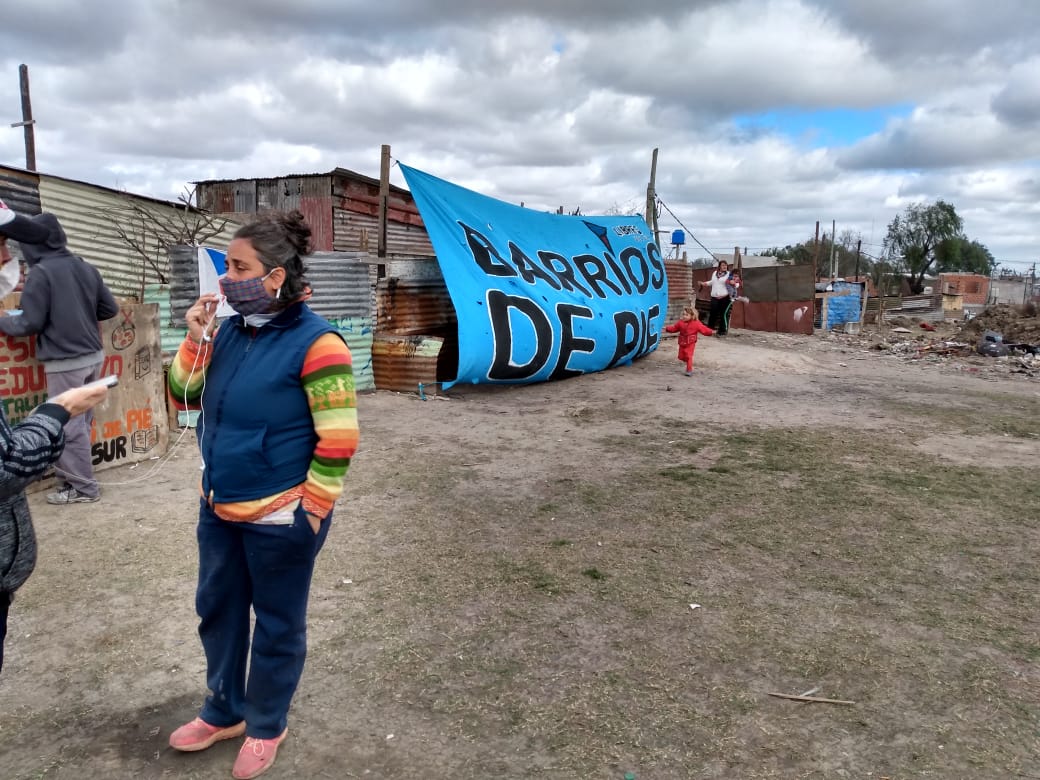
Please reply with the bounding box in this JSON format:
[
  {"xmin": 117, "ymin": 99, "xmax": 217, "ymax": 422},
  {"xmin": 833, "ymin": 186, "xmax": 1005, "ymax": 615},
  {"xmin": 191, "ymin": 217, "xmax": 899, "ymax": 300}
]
[
  {"xmin": 12, "ymin": 64, "xmax": 37, "ymax": 171},
  {"xmin": 644, "ymin": 147, "xmax": 659, "ymax": 243},
  {"xmin": 829, "ymin": 219, "xmax": 837, "ymax": 279},
  {"xmin": 812, "ymin": 221, "xmax": 820, "ymax": 281}
]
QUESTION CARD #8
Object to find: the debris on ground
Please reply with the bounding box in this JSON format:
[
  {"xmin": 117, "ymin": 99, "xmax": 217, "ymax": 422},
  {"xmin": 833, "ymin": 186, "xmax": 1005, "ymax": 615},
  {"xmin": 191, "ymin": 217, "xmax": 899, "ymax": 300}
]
[
  {"xmin": 809, "ymin": 303, "xmax": 1040, "ymax": 379},
  {"xmin": 956, "ymin": 303, "xmax": 1040, "ymax": 345}
]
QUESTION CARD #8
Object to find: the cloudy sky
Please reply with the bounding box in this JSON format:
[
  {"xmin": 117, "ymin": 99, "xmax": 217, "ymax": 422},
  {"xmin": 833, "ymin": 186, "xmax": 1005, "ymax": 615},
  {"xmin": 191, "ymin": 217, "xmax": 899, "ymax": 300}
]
[{"xmin": 2, "ymin": 0, "xmax": 1038, "ymax": 271}]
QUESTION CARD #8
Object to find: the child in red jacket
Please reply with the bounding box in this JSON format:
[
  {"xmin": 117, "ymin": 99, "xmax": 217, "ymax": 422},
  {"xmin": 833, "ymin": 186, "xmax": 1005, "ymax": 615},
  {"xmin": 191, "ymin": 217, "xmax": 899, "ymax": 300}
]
[{"xmin": 664, "ymin": 306, "xmax": 715, "ymax": 376}]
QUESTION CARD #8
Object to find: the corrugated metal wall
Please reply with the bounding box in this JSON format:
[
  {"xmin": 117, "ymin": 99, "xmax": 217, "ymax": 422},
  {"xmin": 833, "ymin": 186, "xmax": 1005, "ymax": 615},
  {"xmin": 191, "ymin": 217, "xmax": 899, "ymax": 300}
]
[
  {"xmin": 36, "ymin": 175, "xmax": 240, "ymax": 300},
  {"xmin": 0, "ymin": 166, "xmax": 41, "ymax": 216},
  {"xmin": 143, "ymin": 283, "xmax": 188, "ymax": 358},
  {"xmin": 196, "ymin": 176, "xmax": 335, "ymax": 250},
  {"xmin": 332, "ymin": 173, "xmax": 434, "ymax": 257},
  {"xmin": 168, "ymin": 245, "xmax": 201, "ymax": 321},
  {"xmin": 332, "ymin": 206, "xmax": 435, "ymax": 257},
  {"xmin": 692, "ymin": 264, "xmax": 814, "ymax": 335},
  {"xmin": 306, "ymin": 252, "xmax": 375, "ymax": 392},
  {"xmin": 374, "ymin": 263, "xmax": 458, "ymax": 388}
]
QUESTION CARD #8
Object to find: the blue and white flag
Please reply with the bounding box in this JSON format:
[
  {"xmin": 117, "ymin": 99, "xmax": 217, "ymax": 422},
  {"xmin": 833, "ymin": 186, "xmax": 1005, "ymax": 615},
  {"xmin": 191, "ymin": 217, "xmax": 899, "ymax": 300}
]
[
  {"xmin": 197, "ymin": 246, "xmax": 236, "ymax": 318},
  {"xmin": 400, "ymin": 165, "xmax": 667, "ymax": 389}
]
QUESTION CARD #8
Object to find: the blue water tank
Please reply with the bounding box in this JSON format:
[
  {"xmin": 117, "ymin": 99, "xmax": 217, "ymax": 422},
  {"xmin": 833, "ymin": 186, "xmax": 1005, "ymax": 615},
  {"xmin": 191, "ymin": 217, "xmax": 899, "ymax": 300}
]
[{"xmin": 671, "ymin": 229, "xmax": 685, "ymax": 245}]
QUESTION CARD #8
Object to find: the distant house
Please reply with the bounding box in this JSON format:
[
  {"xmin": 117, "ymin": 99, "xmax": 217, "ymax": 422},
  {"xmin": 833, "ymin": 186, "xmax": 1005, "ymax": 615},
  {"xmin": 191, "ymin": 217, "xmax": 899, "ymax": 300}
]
[
  {"xmin": 194, "ymin": 168, "xmax": 433, "ymax": 258},
  {"xmin": 711, "ymin": 251, "xmax": 781, "ymax": 269},
  {"xmin": 989, "ymin": 276, "xmax": 1029, "ymax": 306},
  {"xmin": 938, "ymin": 273, "xmax": 989, "ymax": 305}
]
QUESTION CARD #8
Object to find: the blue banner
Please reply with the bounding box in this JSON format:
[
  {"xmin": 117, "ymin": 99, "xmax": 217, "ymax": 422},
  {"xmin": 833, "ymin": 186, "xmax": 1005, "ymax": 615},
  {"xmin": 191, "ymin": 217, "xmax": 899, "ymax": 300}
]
[{"xmin": 399, "ymin": 165, "xmax": 668, "ymax": 389}]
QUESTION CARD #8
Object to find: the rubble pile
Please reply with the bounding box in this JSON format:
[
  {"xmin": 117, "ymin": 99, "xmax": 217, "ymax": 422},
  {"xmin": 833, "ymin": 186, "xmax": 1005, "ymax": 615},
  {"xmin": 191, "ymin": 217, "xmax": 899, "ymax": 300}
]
[{"xmin": 956, "ymin": 304, "xmax": 1040, "ymax": 345}]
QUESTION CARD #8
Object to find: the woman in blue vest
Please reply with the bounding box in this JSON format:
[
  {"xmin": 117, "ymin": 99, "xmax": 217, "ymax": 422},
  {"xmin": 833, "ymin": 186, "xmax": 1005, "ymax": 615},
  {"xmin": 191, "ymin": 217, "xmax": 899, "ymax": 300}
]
[{"xmin": 167, "ymin": 211, "xmax": 359, "ymax": 780}]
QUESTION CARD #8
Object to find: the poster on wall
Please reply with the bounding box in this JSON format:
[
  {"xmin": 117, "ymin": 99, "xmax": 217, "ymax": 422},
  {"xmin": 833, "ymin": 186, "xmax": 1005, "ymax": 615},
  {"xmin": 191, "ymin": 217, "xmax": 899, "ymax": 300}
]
[
  {"xmin": 399, "ymin": 165, "xmax": 668, "ymax": 390},
  {"xmin": 0, "ymin": 302, "xmax": 169, "ymax": 471}
]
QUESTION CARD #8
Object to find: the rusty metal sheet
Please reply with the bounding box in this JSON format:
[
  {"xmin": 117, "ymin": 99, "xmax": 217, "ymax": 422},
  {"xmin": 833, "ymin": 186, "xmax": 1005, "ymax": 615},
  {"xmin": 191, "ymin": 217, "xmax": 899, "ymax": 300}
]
[
  {"xmin": 742, "ymin": 301, "xmax": 777, "ymax": 332},
  {"xmin": 376, "ymin": 277, "xmax": 457, "ymax": 337},
  {"xmin": 372, "ymin": 334, "xmax": 443, "ymax": 392},
  {"xmin": 777, "ymin": 301, "xmax": 814, "ymax": 334}
]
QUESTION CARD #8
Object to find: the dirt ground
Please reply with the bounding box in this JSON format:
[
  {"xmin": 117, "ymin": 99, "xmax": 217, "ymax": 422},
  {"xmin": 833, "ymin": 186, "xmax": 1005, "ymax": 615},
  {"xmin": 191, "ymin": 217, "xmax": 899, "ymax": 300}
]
[{"xmin": 1, "ymin": 325, "xmax": 1038, "ymax": 779}]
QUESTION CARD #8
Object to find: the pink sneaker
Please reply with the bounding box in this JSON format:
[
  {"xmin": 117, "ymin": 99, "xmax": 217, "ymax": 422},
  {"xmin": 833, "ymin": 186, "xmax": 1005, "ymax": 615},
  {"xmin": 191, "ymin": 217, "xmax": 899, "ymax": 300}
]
[
  {"xmin": 169, "ymin": 717, "xmax": 245, "ymax": 752},
  {"xmin": 232, "ymin": 729, "xmax": 288, "ymax": 779}
]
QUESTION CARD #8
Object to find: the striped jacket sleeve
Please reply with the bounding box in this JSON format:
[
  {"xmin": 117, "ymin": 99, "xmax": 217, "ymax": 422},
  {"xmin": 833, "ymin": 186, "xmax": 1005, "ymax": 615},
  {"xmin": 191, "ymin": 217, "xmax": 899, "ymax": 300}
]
[
  {"xmin": 168, "ymin": 335, "xmax": 213, "ymax": 411},
  {"xmin": 300, "ymin": 333, "xmax": 359, "ymax": 518}
]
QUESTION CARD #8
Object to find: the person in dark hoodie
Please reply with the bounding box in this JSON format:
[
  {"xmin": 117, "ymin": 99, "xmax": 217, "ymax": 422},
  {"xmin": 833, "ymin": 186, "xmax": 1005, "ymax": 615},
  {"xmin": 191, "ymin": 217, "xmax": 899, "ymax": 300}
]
[
  {"xmin": 0, "ymin": 211, "xmax": 119, "ymax": 504},
  {"xmin": 0, "ymin": 199, "xmax": 110, "ymax": 673}
]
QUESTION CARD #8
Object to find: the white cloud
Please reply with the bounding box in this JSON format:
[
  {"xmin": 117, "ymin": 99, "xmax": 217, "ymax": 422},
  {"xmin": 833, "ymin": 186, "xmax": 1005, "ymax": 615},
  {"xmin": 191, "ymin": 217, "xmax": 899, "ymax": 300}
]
[{"xmin": 1, "ymin": 0, "xmax": 1038, "ymax": 267}]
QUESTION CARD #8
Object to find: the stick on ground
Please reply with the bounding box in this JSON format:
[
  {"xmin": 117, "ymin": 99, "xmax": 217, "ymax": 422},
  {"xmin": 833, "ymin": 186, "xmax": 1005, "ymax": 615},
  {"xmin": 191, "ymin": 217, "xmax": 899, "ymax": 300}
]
[{"xmin": 767, "ymin": 692, "xmax": 855, "ymax": 705}]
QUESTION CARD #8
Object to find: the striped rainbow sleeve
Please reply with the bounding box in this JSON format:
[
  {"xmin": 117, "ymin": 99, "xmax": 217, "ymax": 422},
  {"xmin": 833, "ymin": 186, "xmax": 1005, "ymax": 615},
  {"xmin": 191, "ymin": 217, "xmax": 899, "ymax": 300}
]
[
  {"xmin": 300, "ymin": 332, "xmax": 359, "ymax": 517},
  {"xmin": 168, "ymin": 335, "xmax": 213, "ymax": 411}
]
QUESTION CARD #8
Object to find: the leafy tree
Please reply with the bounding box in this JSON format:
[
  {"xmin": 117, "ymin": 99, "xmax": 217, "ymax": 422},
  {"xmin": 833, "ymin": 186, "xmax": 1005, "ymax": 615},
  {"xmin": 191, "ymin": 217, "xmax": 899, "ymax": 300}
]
[
  {"xmin": 763, "ymin": 242, "xmax": 813, "ymax": 265},
  {"xmin": 935, "ymin": 237, "xmax": 996, "ymax": 276},
  {"xmin": 882, "ymin": 200, "xmax": 963, "ymax": 293},
  {"xmin": 763, "ymin": 230, "xmax": 871, "ymax": 278}
]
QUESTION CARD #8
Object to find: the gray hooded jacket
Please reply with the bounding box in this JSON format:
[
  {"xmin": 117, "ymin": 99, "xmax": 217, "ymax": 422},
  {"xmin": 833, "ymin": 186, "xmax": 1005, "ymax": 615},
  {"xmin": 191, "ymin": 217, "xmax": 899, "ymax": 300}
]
[{"xmin": 0, "ymin": 214, "xmax": 119, "ymax": 365}]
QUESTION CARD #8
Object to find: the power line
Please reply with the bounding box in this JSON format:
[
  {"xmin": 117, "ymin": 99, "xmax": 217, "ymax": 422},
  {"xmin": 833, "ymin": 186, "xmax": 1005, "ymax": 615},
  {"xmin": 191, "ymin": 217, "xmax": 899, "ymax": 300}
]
[{"xmin": 654, "ymin": 195, "xmax": 715, "ymax": 259}]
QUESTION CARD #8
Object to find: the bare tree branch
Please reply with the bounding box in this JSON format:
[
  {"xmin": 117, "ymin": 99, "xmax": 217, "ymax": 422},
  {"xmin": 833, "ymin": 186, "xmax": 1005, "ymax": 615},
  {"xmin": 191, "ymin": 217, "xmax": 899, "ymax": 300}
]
[{"xmin": 105, "ymin": 195, "xmax": 231, "ymax": 287}]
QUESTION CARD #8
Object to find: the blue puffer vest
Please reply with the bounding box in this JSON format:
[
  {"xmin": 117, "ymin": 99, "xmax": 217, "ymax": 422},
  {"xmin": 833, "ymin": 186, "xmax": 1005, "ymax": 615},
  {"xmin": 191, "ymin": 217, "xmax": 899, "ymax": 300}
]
[{"xmin": 198, "ymin": 303, "xmax": 338, "ymax": 504}]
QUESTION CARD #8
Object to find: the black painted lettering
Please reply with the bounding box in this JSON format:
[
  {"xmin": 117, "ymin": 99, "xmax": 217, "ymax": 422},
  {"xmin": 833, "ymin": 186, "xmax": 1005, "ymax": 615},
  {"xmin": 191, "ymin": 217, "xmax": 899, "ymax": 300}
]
[
  {"xmin": 620, "ymin": 247, "xmax": 651, "ymax": 294},
  {"xmin": 646, "ymin": 243, "xmax": 666, "ymax": 290},
  {"xmin": 460, "ymin": 222, "xmax": 517, "ymax": 278},
  {"xmin": 602, "ymin": 253, "xmax": 633, "ymax": 294},
  {"xmin": 91, "ymin": 435, "xmax": 129, "ymax": 466},
  {"xmin": 574, "ymin": 254, "xmax": 623, "ymax": 299},
  {"xmin": 536, "ymin": 251, "xmax": 590, "ymax": 297},
  {"xmin": 487, "ymin": 290, "xmax": 553, "ymax": 380},
  {"xmin": 508, "ymin": 243, "xmax": 561, "ymax": 289},
  {"xmin": 549, "ymin": 304, "xmax": 595, "ymax": 381},
  {"xmin": 608, "ymin": 310, "xmax": 640, "ymax": 368}
]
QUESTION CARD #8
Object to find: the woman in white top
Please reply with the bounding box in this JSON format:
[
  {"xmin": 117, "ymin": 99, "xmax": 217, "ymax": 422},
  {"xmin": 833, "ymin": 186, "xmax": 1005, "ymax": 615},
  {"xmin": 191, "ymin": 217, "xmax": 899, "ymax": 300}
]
[{"xmin": 699, "ymin": 260, "xmax": 734, "ymax": 336}]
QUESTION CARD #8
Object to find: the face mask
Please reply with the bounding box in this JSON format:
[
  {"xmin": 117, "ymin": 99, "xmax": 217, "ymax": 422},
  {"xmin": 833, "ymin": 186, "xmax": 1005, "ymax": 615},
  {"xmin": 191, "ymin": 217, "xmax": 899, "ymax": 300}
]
[{"xmin": 219, "ymin": 270, "xmax": 276, "ymax": 317}]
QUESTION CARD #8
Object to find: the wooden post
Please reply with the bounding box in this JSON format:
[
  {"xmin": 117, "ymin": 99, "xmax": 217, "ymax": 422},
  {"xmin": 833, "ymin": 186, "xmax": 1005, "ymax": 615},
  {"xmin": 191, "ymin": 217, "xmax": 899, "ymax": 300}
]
[
  {"xmin": 812, "ymin": 221, "xmax": 820, "ymax": 281},
  {"xmin": 829, "ymin": 219, "xmax": 836, "ymax": 279},
  {"xmin": 377, "ymin": 144, "xmax": 390, "ymax": 258},
  {"xmin": 18, "ymin": 65, "xmax": 36, "ymax": 171},
  {"xmin": 645, "ymin": 147, "xmax": 659, "ymax": 241}
]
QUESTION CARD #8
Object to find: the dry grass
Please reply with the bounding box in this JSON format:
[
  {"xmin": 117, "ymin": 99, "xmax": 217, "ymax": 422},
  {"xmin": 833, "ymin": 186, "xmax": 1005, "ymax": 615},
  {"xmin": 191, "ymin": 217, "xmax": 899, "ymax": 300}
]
[{"xmin": 314, "ymin": 419, "xmax": 1040, "ymax": 779}]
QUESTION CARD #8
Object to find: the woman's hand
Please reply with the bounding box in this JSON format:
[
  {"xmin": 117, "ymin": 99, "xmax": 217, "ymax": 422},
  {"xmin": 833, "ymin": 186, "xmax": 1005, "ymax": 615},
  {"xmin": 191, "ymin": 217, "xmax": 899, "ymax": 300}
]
[
  {"xmin": 186, "ymin": 293, "xmax": 221, "ymax": 343},
  {"xmin": 49, "ymin": 384, "xmax": 109, "ymax": 417}
]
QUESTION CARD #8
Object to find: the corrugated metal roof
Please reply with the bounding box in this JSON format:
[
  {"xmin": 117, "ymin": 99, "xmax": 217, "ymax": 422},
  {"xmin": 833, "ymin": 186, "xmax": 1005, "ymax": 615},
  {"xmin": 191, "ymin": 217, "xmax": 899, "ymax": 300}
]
[
  {"xmin": 36, "ymin": 176, "xmax": 241, "ymax": 299},
  {"xmin": 195, "ymin": 167, "xmax": 413, "ymax": 197},
  {"xmin": 0, "ymin": 167, "xmax": 41, "ymax": 216}
]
